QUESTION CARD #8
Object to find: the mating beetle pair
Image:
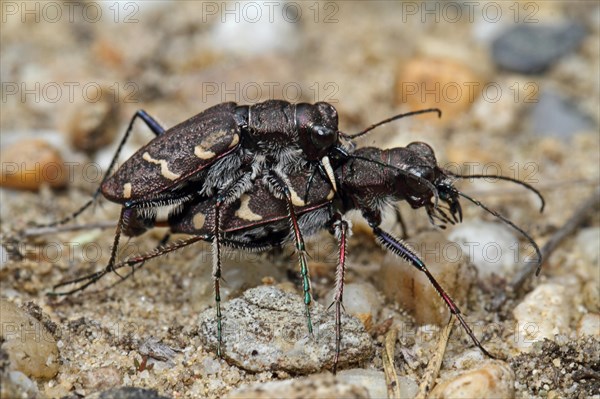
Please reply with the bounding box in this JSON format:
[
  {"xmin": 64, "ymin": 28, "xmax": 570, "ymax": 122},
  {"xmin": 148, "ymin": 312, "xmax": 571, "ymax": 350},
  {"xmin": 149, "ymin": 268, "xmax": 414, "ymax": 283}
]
[{"xmin": 45, "ymin": 100, "xmax": 544, "ymax": 373}]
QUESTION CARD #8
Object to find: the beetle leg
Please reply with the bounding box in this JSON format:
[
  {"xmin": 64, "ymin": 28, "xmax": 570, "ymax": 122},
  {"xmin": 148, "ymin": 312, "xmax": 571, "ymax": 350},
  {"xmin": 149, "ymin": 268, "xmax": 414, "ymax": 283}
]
[
  {"xmin": 213, "ymin": 195, "xmax": 224, "ymax": 357},
  {"xmin": 268, "ymin": 172, "xmax": 314, "ymax": 336},
  {"xmin": 51, "ymin": 234, "xmax": 207, "ymax": 295},
  {"xmin": 327, "ymin": 212, "xmax": 349, "ymax": 374},
  {"xmin": 394, "ymin": 206, "xmax": 409, "ymax": 239},
  {"xmin": 210, "ymin": 169, "xmax": 261, "ymax": 357},
  {"xmin": 304, "ymin": 164, "xmax": 319, "ymax": 204},
  {"xmin": 304, "ymin": 157, "xmax": 337, "ymax": 204},
  {"xmin": 50, "ymin": 233, "xmax": 269, "ymax": 297},
  {"xmin": 35, "ymin": 110, "xmax": 166, "ymax": 229},
  {"xmin": 127, "ymin": 232, "xmax": 171, "ymax": 281},
  {"xmin": 370, "ymin": 224, "xmax": 496, "ymax": 359}
]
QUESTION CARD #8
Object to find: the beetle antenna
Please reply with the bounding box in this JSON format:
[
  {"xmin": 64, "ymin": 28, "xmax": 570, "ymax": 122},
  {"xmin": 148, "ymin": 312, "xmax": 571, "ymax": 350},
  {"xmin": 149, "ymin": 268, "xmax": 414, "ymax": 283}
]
[
  {"xmin": 346, "ymin": 108, "xmax": 442, "ymax": 140},
  {"xmin": 457, "ymin": 190, "xmax": 543, "ymax": 275},
  {"xmin": 447, "ymin": 173, "xmax": 545, "ymax": 212}
]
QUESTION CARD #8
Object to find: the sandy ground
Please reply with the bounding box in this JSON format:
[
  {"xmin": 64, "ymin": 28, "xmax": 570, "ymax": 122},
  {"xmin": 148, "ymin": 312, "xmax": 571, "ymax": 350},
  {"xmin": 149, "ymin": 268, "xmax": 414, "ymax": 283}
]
[{"xmin": 1, "ymin": 2, "xmax": 599, "ymax": 398}]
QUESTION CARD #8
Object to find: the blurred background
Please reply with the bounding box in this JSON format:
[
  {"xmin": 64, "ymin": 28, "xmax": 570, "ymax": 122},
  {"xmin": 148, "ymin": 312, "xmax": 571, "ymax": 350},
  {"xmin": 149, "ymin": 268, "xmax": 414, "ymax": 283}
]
[{"xmin": 1, "ymin": 1, "xmax": 599, "ymax": 398}]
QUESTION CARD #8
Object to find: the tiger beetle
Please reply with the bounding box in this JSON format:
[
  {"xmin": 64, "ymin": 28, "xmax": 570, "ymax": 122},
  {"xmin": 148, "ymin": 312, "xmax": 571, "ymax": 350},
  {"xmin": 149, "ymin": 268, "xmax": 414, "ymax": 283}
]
[
  {"xmin": 40, "ymin": 100, "xmax": 440, "ymax": 353},
  {"xmin": 46, "ymin": 101, "xmax": 545, "ymax": 372}
]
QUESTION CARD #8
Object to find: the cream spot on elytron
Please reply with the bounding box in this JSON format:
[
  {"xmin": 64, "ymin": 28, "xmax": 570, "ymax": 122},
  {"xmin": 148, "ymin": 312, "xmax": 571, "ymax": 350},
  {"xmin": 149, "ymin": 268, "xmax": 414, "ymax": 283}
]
[
  {"xmin": 289, "ymin": 185, "xmax": 306, "ymax": 207},
  {"xmin": 193, "ymin": 212, "xmax": 206, "ymax": 230},
  {"xmin": 142, "ymin": 152, "xmax": 181, "ymax": 180},
  {"xmin": 123, "ymin": 183, "xmax": 132, "ymax": 198},
  {"xmin": 326, "ymin": 189, "xmax": 334, "ymax": 200},
  {"xmin": 228, "ymin": 133, "xmax": 240, "ymax": 148},
  {"xmin": 235, "ymin": 194, "xmax": 263, "ymax": 221},
  {"xmin": 194, "ymin": 145, "xmax": 216, "ymax": 159}
]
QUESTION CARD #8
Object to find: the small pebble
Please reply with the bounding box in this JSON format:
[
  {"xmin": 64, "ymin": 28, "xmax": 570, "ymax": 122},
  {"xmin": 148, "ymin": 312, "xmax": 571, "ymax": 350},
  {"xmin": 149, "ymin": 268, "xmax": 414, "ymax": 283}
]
[
  {"xmin": 65, "ymin": 91, "xmax": 120, "ymax": 152},
  {"xmin": 197, "ymin": 285, "xmax": 373, "ymax": 374},
  {"xmin": 8, "ymin": 370, "xmax": 39, "ymax": 396},
  {"xmin": 448, "ymin": 349, "xmax": 485, "ymax": 370},
  {"xmin": 0, "ymin": 245, "xmax": 8, "ymax": 271},
  {"xmin": 378, "ymin": 230, "xmax": 474, "ymax": 326},
  {"xmin": 139, "ymin": 337, "xmax": 178, "ymax": 362},
  {"xmin": 531, "ymin": 89, "xmax": 595, "ymax": 138},
  {"xmin": 228, "ymin": 373, "xmax": 369, "ymax": 399},
  {"xmin": 396, "ymin": 57, "xmax": 484, "ymax": 123},
  {"xmin": 430, "ymin": 361, "xmax": 515, "ymax": 398},
  {"xmin": 0, "ymin": 139, "xmax": 68, "ymax": 190},
  {"xmin": 86, "ymin": 387, "xmax": 171, "ymax": 399},
  {"xmin": 82, "ymin": 366, "xmax": 123, "ymax": 392},
  {"xmin": 512, "ymin": 284, "xmax": 571, "ymax": 352},
  {"xmin": 492, "ymin": 22, "xmax": 587, "ymax": 74},
  {"xmin": 209, "ymin": 9, "xmax": 297, "ymax": 55},
  {"xmin": 337, "ymin": 368, "xmax": 418, "ymax": 399},
  {"xmin": 577, "ymin": 313, "xmax": 600, "ymax": 338},
  {"xmin": 0, "ymin": 299, "xmax": 59, "ymax": 379},
  {"xmin": 448, "ymin": 220, "xmax": 521, "ymax": 278},
  {"xmin": 324, "ymin": 282, "xmax": 383, "ymax": 327},
  {"xmin": 201, "ymin": 357, "xmax": 221, "ymax": 376}
]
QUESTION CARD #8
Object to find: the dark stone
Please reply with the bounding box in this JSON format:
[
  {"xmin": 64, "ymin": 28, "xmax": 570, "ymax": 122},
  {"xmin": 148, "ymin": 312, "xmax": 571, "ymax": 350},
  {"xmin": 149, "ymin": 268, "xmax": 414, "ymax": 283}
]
[
  {"xmin": 492, "ymin": 23, "xmax": 586, "ymax": 74},
  {"xmin": 96, "ymin": 387, "xmax": 171, "ymax": 399}
]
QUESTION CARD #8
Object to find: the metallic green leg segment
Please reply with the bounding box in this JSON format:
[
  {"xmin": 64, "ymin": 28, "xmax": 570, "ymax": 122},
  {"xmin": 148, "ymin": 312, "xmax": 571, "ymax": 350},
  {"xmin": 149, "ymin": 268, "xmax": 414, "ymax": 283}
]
[
  {"xmin": 298, "ymin": 247, "xmax": 313, "ymax": 334},
  {"xmin": 269, "ymin": 172, "xmax": 314, "ymax": 335}
]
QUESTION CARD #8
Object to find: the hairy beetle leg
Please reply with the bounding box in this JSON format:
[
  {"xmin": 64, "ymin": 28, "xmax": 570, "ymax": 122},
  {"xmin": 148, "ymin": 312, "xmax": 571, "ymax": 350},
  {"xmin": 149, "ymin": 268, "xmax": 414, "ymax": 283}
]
[
  {"xmin": 329, "ymin": 213, "xmax": 349, "ymax": 374},
  {"xmin": 34, "ymin": 110, "xmax": 166, "ymax": 229},
  {"xmin": 372, "ymin": 225, "xmax": 496, "ymax": 359}
]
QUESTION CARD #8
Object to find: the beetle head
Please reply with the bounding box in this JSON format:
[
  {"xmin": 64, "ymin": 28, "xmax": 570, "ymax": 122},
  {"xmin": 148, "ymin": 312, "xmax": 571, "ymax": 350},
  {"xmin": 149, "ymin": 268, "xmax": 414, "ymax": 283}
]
[
  {"xmin": 394, "ymin": 142, "xmax": 462, "ymax": 225},
  {"xmin": 296, "ymin": 102, "xmax": 339, "ymax": 160},
  {"xmin": 345, "ymin": 143, "xmax": 462, "ymax": 227}
]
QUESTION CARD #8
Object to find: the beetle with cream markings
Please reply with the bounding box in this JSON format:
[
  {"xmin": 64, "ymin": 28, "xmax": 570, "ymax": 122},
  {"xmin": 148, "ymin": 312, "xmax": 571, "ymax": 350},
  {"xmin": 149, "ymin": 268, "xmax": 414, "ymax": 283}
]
[
  {"xmin": 45, "ymin": 100, "xmax": 346, "ymax": 280},
  {"xmin": 51, "ymin": 141, "xmax": 544, "ymax": 373},
  {"xmin": 39, "ymin": 100, "xmax": 544, "ymax": 374}
]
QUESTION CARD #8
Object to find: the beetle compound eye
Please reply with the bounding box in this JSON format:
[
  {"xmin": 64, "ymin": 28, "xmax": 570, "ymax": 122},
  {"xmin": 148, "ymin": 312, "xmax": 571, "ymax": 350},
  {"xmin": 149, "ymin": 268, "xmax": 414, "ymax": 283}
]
[
  {"xmin": 407, "ymin": 142, "xmax": 437, "ymax": 165},
  {"xmin": 311, "ymin": 126, "xmax": 338, "ymax": 149}
]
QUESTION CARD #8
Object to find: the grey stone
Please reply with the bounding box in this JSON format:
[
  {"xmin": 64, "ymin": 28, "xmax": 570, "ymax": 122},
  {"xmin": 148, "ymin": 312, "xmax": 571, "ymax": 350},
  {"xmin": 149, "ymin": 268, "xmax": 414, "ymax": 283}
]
[
  {"xmin": 198, "ymin": 285, "xmax": 374, "ymax": 374},
  {"xmin": 492, "ymin": 23, "xmax": 586, "ymax": 74}
]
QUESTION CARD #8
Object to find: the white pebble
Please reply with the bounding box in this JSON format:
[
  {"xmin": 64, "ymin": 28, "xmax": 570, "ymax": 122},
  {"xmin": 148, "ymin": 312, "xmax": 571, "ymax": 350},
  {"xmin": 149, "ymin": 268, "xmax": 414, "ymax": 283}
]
[
  {"xmin": 512, "ymin": 284, "xmax": 571, "ymax": 352},
  {"xmin": 430, "ymin": 361, "xmax": 515, "ymax": 398},
  {"xmin": 209, "ymin": 5, "xmax": 297, "ymax": 55},
  {"xmin": 577, "ymin": 313, "xmax": 600, "ymax": 338},
  {"xmin": 448, "ymin": 221, "xmax": 521, "ymax": 278},
  {"xmin": 324, "ymin": 282, "xmax": 383, "ymax": 320},
  {"xmin": 0, "ymin": 245, "xmax": 7, "ymax": 271},
  {"xmin": 449, "ymin": 349, "xmax": 485, "ymax": 370},
  {"xmin": 337, "ymin": 368, "xmax": 418, "ymax": 399},
  {"xmin": 575, "ymin": 227, "xmax": 600, "ymax": 264},
  {"xmin": 9, "ymin": 371, "xmax": 38, "ymax": 395},
  {"xmin": 201, "ymin": 357, "xmax": 222, "ymax": 376}
]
